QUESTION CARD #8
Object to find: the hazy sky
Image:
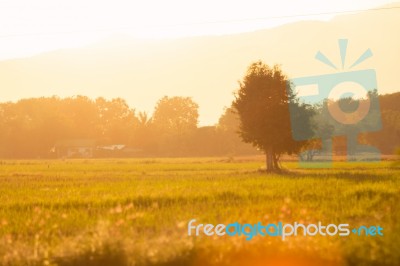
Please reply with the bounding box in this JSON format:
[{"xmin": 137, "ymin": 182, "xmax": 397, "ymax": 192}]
[
  {"xmin": 0, "ymin": 0, "xmax": 395, "ymax": 60},
  {"xmin": 0, "ymin": 0, "xmax": 398, "ymax": 126}
]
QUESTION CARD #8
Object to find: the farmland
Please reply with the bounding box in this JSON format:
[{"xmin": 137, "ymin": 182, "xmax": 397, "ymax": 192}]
[{"xmin": 0, "ymin": 158, "xmax": 399, "ymax": 266}]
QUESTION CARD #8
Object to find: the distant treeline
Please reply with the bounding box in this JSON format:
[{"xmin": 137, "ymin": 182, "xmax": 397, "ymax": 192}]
[
  {"xmin": 0, "ymin": 96, "xmax": 255, "ymax": 158},
  {"xmin": 363, "ymin": 92, "xmax": 400, "ymax": 154},
  {"xmin": 0, "ymin": 92, "xmax": 398, "ymax": 159}
]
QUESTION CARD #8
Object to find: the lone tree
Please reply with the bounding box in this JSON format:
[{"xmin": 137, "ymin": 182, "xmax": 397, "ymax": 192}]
[{"xmin": 233, "ymin": 61, "xmax": 313, "ymax": 172}]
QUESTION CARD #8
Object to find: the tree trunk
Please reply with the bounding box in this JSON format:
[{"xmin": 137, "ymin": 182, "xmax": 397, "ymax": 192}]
[
  {"xmin": 266, "ymin": 149, "xmax": 280, "ymax": 172},
  {"xmin": 266, "ymin": 149, "xmax": 273, "ymax": 172},
  {"xmin": 273, "ymin": 153, "xmax": 280, "ymax": 171}
]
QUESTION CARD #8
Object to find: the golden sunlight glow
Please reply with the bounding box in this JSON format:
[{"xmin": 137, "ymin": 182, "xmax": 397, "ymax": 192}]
[{"xmin": 0, "ymin": 0, "xmax": 397, "ymax": 126}]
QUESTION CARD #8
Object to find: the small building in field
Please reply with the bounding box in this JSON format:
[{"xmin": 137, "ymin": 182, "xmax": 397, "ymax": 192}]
[
  {"xmin": 54, "ymin": 139, "xmax": 96, "ymax": 158},
  {"xmin": 96, "ymin": 144, "xmax": 125, "ymax": 157}
]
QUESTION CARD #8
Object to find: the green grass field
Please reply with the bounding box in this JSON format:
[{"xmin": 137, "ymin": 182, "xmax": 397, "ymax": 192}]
[{"xmin": 0, "ymin": 158, "xmax": 399, "ymax": 266}]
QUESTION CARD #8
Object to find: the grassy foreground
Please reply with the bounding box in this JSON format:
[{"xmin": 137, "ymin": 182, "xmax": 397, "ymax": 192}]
[{"xmin": 0, "ymin": 158, "xmax": 399, "ymax": 266}]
